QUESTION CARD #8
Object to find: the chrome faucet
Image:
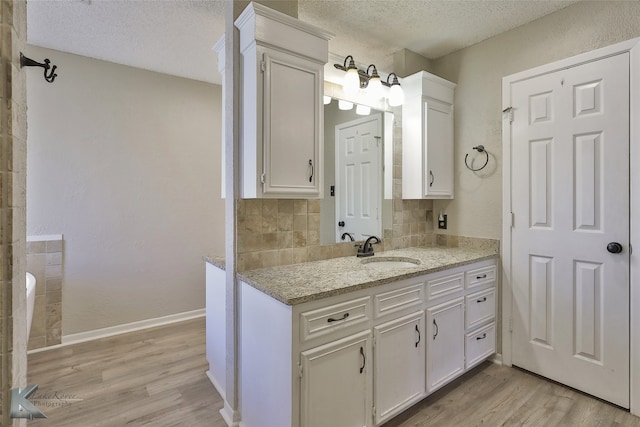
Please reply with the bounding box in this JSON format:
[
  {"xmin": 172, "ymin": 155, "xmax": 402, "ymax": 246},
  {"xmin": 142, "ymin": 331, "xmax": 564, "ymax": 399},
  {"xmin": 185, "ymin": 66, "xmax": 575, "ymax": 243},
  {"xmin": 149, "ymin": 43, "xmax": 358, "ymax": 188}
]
[{"xmin": 356, "ymin": 236, "xmax": 381, "ymax": 257}]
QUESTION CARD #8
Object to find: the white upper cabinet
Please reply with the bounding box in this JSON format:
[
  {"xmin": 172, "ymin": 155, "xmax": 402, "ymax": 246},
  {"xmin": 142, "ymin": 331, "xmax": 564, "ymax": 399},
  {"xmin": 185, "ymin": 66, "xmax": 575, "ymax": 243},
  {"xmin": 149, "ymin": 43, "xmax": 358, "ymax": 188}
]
[
  {"xmin": 235, "ymin": 3, "xmax": 332, "ymax": 198},
  {"xmin": 402, "ymin": 71, "xmax": 456, "ymax": 199}
]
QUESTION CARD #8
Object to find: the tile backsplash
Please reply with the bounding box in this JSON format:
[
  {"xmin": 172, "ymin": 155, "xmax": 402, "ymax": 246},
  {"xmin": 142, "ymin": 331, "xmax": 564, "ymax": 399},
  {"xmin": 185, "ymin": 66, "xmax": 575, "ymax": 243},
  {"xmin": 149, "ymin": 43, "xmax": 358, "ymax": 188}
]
[{"xmin": 27, "ymin": 236, "xmax": 63, "ymax": 349}]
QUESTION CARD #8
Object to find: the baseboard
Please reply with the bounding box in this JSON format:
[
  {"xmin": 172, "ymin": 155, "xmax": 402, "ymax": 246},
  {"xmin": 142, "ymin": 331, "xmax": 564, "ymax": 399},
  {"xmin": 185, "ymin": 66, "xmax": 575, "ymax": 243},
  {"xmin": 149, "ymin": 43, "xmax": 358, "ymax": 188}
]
[
  {"xmin": 220, "ymin": 400, "xmax": 241, "ymax": 427},
  {"xmin": 206, "ymin": 369, "xmax": 226, "ymax": 398},
  {"xmin": 491, "ymin": 352, "xmax": 503, "ymax": 365},
  {"xmin": 28, "ymin": 309, "xmax": 205, "ymax": 354}
]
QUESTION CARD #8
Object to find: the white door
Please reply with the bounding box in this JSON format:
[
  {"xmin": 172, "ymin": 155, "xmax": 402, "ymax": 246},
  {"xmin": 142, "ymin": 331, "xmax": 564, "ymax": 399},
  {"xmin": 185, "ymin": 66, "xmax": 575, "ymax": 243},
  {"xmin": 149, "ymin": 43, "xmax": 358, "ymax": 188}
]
[
  {"xmin": 510, "ymin": 53, "xmax": 630, "ymax": 407},
  {"xmin": 335, "ymin": 115, "xmax": 382, "ymax": 242},
  {"xmin": 373, "ymin": 311, "xmax": 425, "ymax": 424},
  {"xmin": 300, "ymin": 331, "xmax": 372, "ymax": 427}
]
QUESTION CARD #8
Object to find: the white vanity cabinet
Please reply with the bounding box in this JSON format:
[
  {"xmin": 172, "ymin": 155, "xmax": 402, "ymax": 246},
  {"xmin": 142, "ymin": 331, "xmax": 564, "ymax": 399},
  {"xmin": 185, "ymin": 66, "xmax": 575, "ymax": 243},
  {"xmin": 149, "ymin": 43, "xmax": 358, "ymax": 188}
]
[
  {"xmin": 236, "ymin": 257, "xmax": 497, "ymax": 427},
  {"xmin": 402, "ymin": 71, "xmax": 456, "ymax": 199},
  {"xmin": 235, "ymin": 3, "xmax": 332, "ymax": 199}
]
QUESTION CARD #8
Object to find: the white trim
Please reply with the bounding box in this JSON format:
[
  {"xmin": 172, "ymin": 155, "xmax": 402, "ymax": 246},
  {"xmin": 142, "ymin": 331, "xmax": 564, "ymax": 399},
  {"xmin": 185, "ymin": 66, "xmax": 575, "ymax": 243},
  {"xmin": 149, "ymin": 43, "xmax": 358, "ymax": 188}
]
[
  {"xmin": 503, "ymin": 38, "xmax": 640, "ymax": 85},
  {"xmin": 220, "ymin": 400, "xmax": 241, "ymax": 427},
  {"xmin": 206, "ymin": 370, "xmax": 226, "ymax": 399},
  {"xmin": 630, "ymin": 38, "xmax": 640, "ymax": 417},
  {"xmin": 491, "ymin": 353, "xmax": 503, "ymax": 366},
  {"xmin": 27, "ymin": 309, "xmax": 205, "ymax": 354},
  {"xmin": 501, "ymin": 77, "xmax": 513, "ymax": 367},
  {"xmin": 502, "ymin": 36, "xmax": 640, "ymax": 413},
  {"xmin": 26, "ymin": 234, "xmax": 63, "ymax": 242}
]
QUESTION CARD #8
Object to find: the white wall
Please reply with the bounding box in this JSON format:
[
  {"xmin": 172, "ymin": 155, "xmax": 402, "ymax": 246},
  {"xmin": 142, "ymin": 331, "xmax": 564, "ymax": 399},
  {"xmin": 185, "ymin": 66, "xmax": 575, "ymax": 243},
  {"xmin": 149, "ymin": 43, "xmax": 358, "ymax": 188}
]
[
  {"xmin": 430, "ymin": 1, "xmax": 640, "ymax": 240},
  {"xmin": 26, "ymin": 46, "xmax": 224, "ymax": 335}
]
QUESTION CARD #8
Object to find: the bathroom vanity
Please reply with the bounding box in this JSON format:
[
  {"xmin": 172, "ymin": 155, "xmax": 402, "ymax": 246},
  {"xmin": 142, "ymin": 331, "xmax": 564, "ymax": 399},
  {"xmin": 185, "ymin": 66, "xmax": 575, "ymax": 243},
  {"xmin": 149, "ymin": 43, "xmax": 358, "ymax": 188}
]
[{"xmin": 205, "ymin": 247, "xmax": 497, "ymax": 427}]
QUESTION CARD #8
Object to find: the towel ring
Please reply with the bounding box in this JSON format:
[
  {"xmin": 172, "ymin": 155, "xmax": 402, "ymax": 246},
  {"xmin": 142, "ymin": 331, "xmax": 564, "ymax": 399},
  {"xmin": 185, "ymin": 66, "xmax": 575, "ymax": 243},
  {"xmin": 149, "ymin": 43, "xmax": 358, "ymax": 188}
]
[{"xmin": 464, "ymin": 145, "xmax": 489, "ymax": 172}]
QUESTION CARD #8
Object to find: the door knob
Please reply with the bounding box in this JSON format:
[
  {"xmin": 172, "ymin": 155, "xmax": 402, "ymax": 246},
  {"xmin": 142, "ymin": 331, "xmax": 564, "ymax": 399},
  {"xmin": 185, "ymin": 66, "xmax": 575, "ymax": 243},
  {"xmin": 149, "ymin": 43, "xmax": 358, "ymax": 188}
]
[{"xmin": 607, "ymin": 242, "xmax": 623, "ymax": 254}]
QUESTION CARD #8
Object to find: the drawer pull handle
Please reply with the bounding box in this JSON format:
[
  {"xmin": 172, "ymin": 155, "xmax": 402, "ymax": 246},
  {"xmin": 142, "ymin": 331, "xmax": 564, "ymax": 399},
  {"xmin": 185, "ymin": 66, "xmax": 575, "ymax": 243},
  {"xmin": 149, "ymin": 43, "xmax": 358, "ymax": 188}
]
[
  {"xmin": 433, "ymin": 319, "xmax": 438, "ymax": 340},
  {"xmin": 359, "ymin": 346, "xmax": 366, "ymax": 374},
  {"xmin": 308, "ymin": 159, "xmax": 314, "ymax": 183},
  {"xmin": 476, "ymin": 333, "xmax": 487, "ymax": 341},
  {"xmin": 415, "ymin": 324, "xmax": 421, "ymax": 348},
  {"xmin": 476, "ymin": 297, "xmax": 487, "ymax": 303},
  {"xmin": 476, "ymin": 274, "xmax": 487, "ymax": 279},
  {"xmin": 429, "ymin": 170, "xmax": 434, "ymax": 187},
  {"xmin": 327, "ymin": 312, "xmax": 350, "ymax": 323}
]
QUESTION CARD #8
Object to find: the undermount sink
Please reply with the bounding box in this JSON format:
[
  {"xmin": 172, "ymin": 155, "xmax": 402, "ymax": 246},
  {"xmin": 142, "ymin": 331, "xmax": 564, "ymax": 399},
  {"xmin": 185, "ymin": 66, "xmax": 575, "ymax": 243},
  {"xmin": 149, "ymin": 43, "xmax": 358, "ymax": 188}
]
[{"xmin": 361, "ymin": 257, "xmax": 421, "ymax": 269}]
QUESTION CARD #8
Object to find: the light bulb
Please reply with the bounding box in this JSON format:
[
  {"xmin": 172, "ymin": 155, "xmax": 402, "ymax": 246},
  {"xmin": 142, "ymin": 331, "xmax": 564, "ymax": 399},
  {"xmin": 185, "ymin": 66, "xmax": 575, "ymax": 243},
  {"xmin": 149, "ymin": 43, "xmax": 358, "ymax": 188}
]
[
  {"xmin": 338, "ymin": 100, "xmax": 353, "ymax": 110},
  {"xmin": 356, "ymin": 104, "xmax": 371, "ymax": 115},
  {"xmin": 367, "ymin": 76, "xmax": 383, "ymax": 99},
  {"xmin": 343, "ymin": 68, "xmax": 360, "ymax": 96},
  {"xmin": 323, "ymin": 96, "xmax": 332, "ymax": 105},
  {"xmin": 389, "ymin": 84, "xmax": 404, "ymax": 107}
]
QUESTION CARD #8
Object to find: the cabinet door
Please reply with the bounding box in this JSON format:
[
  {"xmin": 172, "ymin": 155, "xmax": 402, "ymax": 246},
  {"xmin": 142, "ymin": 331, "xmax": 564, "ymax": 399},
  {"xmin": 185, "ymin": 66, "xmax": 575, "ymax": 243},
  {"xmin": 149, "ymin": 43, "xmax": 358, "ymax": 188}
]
[
  {"xmin": 262, "ymin": 47, "xmax": 322, "ymax": 197},
  {"xmin": 301, "ymin": 330, "xmax": 372, "ymax": 427},
  {"xmin": 426, "ymin": 298, "xmax": 464, "ymax": 392},
  {"xmin": 374, "ymin": 312, "xmax": 425, "ymax": 425},
  {"xmin": 423, "ymin": 98, "xmax": 454, "ymax": 198}
]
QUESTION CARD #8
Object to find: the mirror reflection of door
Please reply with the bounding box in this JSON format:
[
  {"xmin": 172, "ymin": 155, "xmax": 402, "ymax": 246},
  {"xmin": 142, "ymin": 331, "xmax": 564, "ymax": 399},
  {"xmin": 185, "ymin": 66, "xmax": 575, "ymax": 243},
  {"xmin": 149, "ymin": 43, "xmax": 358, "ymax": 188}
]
[{"xmin": 335, "ymin": 114, "xmax": 382, "ymax": 242}]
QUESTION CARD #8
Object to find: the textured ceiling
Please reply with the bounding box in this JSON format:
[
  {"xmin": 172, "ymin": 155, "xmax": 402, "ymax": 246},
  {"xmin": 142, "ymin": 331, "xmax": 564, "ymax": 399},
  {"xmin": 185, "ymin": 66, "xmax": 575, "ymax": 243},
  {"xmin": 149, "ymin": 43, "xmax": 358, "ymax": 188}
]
[{"xmin": 27, "ymin": 0, "xmax": 581, "ymax": 85}]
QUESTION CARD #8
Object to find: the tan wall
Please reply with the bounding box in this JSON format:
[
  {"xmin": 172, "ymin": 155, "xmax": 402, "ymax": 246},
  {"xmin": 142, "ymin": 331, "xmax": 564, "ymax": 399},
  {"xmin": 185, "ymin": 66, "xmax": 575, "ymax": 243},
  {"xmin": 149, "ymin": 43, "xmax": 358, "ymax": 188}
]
[
  {"xmin": 26, "ymin": 46, "xmax": 224, "ymax": 335},
  {"xmin": 431, "ymin": 1, "xmax": 640, "ymax": 240},
  {"xmin": 1, "ymin": 0, "xmax": 27, "ymax": 424}
]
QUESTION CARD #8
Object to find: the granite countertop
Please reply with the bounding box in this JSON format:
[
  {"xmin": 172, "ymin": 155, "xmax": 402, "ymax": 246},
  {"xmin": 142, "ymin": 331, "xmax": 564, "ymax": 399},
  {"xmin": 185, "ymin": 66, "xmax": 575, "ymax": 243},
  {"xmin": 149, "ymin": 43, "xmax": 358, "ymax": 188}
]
[
  {"xmin": 203, "ymin": 255, "xmax": 225, "ymax": 270},
  {"xmin": 229, "ymin": 247, "xmax": 498, "ymax": 306}
]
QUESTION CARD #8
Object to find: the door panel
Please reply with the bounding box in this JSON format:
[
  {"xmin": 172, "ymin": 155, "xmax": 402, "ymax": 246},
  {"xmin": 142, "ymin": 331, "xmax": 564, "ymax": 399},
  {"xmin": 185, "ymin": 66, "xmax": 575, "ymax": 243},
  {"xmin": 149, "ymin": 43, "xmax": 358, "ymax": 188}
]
[
  {"xmin": 336, "ymin": 115, "xmax": 382, "ymax": 241},
  {"xmin": 300, "ymin": 331, "xmax": 372, "ymax": 427},
  {"xmin": 511, "ymin": 53, "xmax": 630, "ymax": 407}
]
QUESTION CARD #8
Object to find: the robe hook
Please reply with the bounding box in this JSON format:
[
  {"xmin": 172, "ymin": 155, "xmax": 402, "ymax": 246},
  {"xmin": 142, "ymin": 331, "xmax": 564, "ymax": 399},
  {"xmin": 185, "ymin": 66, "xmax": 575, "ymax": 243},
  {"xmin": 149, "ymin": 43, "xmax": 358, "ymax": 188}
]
[
  {"xmin": 464, "ymin": 145, "xmax": 490, "ymax": 172},
  {"xmin": 20, "ymin": 53, "xmax": 58, "ymax": 83}
]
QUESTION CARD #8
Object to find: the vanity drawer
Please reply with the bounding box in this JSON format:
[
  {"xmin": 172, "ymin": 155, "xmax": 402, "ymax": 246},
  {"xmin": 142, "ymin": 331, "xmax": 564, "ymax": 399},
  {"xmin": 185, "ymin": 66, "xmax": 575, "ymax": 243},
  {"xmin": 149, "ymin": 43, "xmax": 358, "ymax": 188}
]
[
  {"xmin": 465, "ymin": 322, "xmax": 496, "ymax": 369},
  {"xmin": 300, "ymin": 296, "xmax": 371, "ymax": 342},
  {"xmin": 465, "ymin": 288, "xmax": 496, "ymax": 330},
  {"xmin": 374, "ymin": 284, "xmax": 424, "ymax": 318},
  {"xmin": 465, "ymin": 264, "xmax": 496, "ymax": 290},
  {"xmin": 427, "ymin": 272, "xmax": 464, "ymax": 301}
]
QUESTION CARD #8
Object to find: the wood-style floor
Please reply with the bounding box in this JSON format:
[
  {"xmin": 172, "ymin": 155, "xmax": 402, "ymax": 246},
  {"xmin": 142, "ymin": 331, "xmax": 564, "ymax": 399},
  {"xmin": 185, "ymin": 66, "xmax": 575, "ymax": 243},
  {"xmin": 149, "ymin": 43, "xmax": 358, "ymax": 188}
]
[
  {"xmin": 27, "ymin": 318, "xmax": 225, "ymax": 427},
  {"xmin": 27, "ymin": 318, "xmax": 640, "ymax": 427}
]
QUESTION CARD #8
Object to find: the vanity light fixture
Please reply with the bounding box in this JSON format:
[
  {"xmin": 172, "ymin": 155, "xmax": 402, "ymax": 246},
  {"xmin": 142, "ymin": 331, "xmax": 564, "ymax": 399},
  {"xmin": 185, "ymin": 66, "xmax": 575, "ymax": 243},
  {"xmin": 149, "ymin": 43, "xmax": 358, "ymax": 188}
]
[
  {"xmin": 334, "ymin": 55, "xmax": 404, "ymax": 105},
  {"xmin": 338, "ymin": 100, "xmax": 354, "ymax": 110}
]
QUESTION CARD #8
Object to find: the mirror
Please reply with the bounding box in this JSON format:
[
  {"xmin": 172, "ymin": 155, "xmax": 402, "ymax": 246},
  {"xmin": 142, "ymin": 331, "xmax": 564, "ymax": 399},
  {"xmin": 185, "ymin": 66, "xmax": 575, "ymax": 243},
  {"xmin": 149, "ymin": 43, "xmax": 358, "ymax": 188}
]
[{"xmin": 320, "ymin": 99, "xmax": 393, "ymax": 245}]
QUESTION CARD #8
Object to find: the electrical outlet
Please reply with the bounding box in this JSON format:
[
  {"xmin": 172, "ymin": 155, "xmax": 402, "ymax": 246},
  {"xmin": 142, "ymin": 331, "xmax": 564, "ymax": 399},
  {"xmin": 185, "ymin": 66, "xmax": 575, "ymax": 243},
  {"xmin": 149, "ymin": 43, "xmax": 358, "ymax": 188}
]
[{"xmin": 438, "ymin": 214, "xmax": 447, "ymax": 229}]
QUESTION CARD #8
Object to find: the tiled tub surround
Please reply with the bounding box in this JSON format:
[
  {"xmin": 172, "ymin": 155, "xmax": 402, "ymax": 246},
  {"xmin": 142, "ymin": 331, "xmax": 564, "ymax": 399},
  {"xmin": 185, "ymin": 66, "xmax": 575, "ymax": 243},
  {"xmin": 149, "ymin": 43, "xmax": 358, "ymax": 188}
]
[
  {"xmin": 26, "ymin": 236, "xmax": 63, "ymax": 349},
  {"xmin": 220, "ymin": 246, "xmax": 498, "ymax": 305}
]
